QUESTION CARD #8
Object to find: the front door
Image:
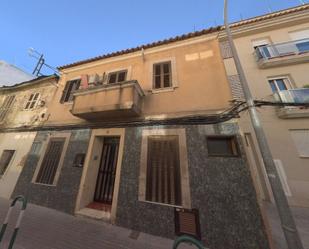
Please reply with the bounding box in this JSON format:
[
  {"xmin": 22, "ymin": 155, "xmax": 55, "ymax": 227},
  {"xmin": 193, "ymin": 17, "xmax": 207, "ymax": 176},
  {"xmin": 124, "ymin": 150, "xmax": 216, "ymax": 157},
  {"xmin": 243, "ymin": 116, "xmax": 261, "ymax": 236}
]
[{"xmin": 93, "ymin": 137, "xmax": 120, "ymax": 204}]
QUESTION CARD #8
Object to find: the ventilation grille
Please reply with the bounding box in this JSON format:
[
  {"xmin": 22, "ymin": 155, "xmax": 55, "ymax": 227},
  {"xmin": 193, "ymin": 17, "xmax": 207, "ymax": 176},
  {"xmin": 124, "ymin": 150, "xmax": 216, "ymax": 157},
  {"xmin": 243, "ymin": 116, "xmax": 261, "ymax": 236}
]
[{"xmin": 175, "ymin": 208, "xmax": 201, "ymax": 239}]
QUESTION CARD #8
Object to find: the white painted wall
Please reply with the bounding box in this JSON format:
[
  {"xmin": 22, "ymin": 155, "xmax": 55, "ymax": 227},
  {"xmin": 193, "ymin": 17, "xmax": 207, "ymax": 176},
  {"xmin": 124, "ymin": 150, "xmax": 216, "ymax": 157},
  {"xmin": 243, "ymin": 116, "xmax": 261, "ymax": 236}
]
[{"xmin": 0, "ymin": 131, "xmax": 36, "ymax": 198}]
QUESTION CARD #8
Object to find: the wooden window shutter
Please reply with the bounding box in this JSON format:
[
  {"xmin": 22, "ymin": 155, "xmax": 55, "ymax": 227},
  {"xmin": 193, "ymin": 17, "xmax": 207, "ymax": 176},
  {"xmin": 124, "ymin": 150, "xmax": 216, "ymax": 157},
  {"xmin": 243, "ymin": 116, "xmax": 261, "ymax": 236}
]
[
  {"xmin": 0, "ymin": 95, "xmax": 15, "ymax": 121},
  {"xmin": 68, "ymin": 80, "xmax": 81, "ymax": 102},
  {"xmin": 36, "ymin": 138, "xmax": 65, "ymax": 185},
  {"xmin": 146, "ymin": 135, "xmax": 182, "ymax": 206},
  {"xmin": 60, "ymin": 80, "xmax": 81, "ymax": 103},
  {"xmin": 153, "ymin": 61, "xmax": 172, "ymax": 89},
  {"xmin": 0, "ymin": 150, "xmax": 15, "ymax": 175},
  {"xmin": 60, "ymin": 82, "xmax": 71, "ymax": 103}
]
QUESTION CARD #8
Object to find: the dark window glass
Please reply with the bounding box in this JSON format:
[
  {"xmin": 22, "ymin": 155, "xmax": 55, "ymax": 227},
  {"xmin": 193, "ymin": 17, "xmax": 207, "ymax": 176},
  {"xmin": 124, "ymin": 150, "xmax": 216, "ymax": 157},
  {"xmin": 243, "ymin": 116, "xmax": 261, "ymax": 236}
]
[
  {"xmin": 207, "ymin": 136, "xmax": 239, "ymax": 157},
  {"xmin": 163, "ymin": 63, "xmax": 170, "ymax": 74},
  {"xmin": 277, "ymin": 79, "xmax": 287, "ymax": 91},
  {"xmin": 60, "ymin": 80, "xmax": 81, "ymax": 103},
  {"xmin": 36, "ymin": 138, "xmax": 65, "ymax": 185},
  {"xmin": 269, "ymin": 80, "xmax": 277, "ymax": 93},
  {"xmin": 108, "ymin": 73, "xmax": 117, "ymax": 84},
  {"xmin": 164, "ymin": 75, "xmax": 170, "ymax": 87},
  {"xmin": 155, "ymin": 76, "xmax": 161, "ymax": 88},
  {"xmin": 108, "ymin": 70, "xmax": 127, "ymax": 84},
  {"xmin": 155, "ymin": 64, "xmax": 161, "ymax": 75},
  {"xmin": 118, "ymin": 71, "xmax": 126, "ymax": 82},
  {"xmin": 296, "ymin": 41, "xmax": 309, "ymax": 53},
  {"xmin": 153, "ymin": 62, "xmax": 172, "ymax": 89},
  {"xmin": 146, "ymin": 135, "xmax": 181, "ymax": 206},
  {"xmin": 0, "ymin": 150, "xmax": 15, "ymax": 175}
]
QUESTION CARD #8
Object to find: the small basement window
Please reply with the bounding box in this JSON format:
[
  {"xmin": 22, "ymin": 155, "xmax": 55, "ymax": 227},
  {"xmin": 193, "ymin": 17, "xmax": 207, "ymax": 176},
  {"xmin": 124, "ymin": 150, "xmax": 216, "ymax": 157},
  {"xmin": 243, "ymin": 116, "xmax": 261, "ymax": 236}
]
[{"xmin": 206, "ymin": 136, "xmax": 239, "ymax": 157}]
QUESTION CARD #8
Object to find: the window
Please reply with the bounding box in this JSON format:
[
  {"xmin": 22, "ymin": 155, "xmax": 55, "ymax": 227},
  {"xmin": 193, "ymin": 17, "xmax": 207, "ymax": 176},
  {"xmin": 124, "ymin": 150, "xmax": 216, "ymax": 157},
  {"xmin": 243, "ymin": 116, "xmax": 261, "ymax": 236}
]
[
  {"xmin": 0, "ymin": 150, "xmax": 15, "ymax": 175},
  {"xmin": 290, "ymin": 130, "xmax": 309, "ymax": 157},
  {"xmin": 206, "ymin": 136, "xmax": 239, "ymax": 157},
  {"xmin": 252, "ymin": 39, "xmax": 272, "ymax": 59},
  {"xmin": 268, "ymin": 78, "xmax": 291, "ymax": 93},
  {"xmin": 25, "ymin": 93, "xmax": 40, "ymax": 110},
  {"xmin": 153, "ymin": 61, "xmax": 172, "ymax": 89},
  {"xmin": 289, "ymin": 29, "xmax": 309, "ymax": 53},
  {"xmin": 0, "ymin": 95, "xmax": 15, "ymax": 122},
  {"xmin": 139, "ymin": 129, "xmax": 191, "ymax": 208},
  {"xmin": 145, "ymin": 135, "xmax": 182, "ymax": 206},
  {"xmin": 35, "ymin": 137, "xmax": 66, "ymax": 185},
  {"xmin": 107, "ymin": 70, "xmax": 127, "ymax": 84},
  {"xmin": 60, "ymin": 79, "xmax": 81, "ymax": 103}
]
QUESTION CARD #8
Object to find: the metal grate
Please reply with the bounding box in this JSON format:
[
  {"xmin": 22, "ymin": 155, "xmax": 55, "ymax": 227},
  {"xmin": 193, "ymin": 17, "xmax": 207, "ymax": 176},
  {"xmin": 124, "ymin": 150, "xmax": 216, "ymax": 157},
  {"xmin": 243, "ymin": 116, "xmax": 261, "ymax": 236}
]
[
  {"xmin": 36, "ymin": 138, "xmax": 65, "ymax": 185},
  {"xmin": 175, "ymin": 208, "xmax": 201, "ymax": 239},
  {"xmin": 146, "ymin": 135, "xmax": 181, "ymax": 206},
  {"xmin": 94, "ymin": 137, "xmax": 120, "ymax": 204}
]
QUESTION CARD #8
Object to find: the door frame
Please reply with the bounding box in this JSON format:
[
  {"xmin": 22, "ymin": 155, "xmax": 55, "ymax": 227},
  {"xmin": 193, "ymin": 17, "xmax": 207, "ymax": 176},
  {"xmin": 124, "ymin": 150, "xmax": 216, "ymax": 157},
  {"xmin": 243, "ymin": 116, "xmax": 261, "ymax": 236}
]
[
  {"xmin": 75, "ymin": 128, "xmax": 125, "ymax": 223},
  {"xmin": 93, "ymin": 136, "xmax": 120, "ymax": 204}
]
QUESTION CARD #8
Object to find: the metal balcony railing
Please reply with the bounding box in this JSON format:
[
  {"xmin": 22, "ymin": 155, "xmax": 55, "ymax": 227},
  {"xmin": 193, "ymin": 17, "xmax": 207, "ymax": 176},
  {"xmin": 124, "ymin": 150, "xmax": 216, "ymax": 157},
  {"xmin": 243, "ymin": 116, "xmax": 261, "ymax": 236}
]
[
  {"xmin": 255, "ymin": 38, "xmax": 309, "ymax": 61},
  {"xmin": 273, "ymin": 88, "xmax": 309, "ymax": 104}
]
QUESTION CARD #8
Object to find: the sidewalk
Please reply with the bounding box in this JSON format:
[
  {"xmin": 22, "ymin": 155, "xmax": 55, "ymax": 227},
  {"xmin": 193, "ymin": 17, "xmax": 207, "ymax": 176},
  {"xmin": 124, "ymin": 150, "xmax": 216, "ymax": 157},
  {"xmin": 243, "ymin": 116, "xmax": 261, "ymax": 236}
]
[
  {"xmin": 264, "ymin": 202, "xmax": 309, "ymax": 249},
  {"xmin": 1, "ymin": 198, "xmax": 308, "ymax": 249},
  {"xmin": 0, "ymin": 198, "xmax": 194, "ymax": 249}
]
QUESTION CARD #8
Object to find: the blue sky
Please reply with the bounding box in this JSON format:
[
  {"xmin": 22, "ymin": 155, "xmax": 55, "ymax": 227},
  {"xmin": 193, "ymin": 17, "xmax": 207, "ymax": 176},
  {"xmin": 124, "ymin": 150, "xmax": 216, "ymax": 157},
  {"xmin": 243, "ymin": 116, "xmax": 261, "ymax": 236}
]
[{"xmin": 0, "ymin": 0, "xmax": 306, "ymax": 75}]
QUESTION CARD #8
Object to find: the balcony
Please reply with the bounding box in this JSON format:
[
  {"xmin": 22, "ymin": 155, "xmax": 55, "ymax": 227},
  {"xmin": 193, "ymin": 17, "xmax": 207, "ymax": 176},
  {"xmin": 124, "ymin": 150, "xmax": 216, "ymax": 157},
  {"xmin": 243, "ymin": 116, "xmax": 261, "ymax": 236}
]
[
  {"xmin": 273, "ymin": 88, "xmax": 309, "ymax": 119},
  {"xmin": 255, "ymin": 39, "xmax": 309, "ymax": 68},
  {"xmin": 71, "ymin": 80, "xmax": 144, "ymax": 119}
]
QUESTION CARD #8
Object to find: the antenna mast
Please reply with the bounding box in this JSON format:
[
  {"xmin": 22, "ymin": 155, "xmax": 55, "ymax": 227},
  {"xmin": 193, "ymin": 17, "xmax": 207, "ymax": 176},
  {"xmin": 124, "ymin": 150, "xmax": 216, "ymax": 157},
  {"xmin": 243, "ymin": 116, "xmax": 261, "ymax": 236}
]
[{"xmin": 28, "ymin": 48, "xmax": 59, "ymax": 76}]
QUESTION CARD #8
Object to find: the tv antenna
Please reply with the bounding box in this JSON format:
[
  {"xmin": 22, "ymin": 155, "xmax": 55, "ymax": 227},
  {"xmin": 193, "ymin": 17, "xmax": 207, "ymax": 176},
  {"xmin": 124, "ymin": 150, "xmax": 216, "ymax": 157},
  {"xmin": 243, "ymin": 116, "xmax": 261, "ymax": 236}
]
[
  {"xmin": 265, "ymin": 0, "xmax": 272, "ymax": 13},
  {"xmin": 28, "ymin": 48, "xmax": 59, "ymax": 76}
]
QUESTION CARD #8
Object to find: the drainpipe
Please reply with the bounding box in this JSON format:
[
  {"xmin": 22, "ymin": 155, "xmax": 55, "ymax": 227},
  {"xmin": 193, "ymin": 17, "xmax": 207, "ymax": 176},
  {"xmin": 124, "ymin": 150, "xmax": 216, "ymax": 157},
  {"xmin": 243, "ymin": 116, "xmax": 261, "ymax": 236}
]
[{"xmin": 223, "ymin": 1, "xmax": 304, "ymax": 249}]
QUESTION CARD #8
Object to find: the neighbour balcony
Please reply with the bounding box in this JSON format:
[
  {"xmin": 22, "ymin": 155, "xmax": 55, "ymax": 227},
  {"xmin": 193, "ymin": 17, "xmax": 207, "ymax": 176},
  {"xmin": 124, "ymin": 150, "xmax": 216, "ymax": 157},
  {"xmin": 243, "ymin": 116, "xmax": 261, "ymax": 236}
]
[
  {"xmin": 255, "ymin": 39, "xmax": 309, "ymax": 68},
  {"xmin": 273, "ymin": 88, "xmax": 309, "ymax": 119},
  {"xmin": 71, "ymin": 80, "xmax": 144, "ymax": 119}
]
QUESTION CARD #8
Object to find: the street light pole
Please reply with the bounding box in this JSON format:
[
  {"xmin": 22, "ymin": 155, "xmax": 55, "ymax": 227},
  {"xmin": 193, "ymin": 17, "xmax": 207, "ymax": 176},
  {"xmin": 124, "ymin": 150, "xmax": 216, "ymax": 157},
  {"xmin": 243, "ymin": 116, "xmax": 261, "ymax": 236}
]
[{"xmin": 223, "ymin": 1, "xmax": 304, "ymax": 249}]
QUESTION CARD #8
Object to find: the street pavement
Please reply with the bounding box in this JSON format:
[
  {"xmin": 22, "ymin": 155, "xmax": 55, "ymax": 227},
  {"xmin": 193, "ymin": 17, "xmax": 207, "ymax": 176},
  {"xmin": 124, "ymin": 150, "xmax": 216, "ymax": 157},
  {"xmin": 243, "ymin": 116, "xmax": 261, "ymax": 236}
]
[
  {"xmin": 0, "ymin": 198, "xmax": 194, "ymax": 249},
  {"xmin": 0, "ymin": 198, "xmax": 308, "ymax": 249},
  {"xmin": 264, "ymin": 202, "xmax": 309, "ymax": 249}
]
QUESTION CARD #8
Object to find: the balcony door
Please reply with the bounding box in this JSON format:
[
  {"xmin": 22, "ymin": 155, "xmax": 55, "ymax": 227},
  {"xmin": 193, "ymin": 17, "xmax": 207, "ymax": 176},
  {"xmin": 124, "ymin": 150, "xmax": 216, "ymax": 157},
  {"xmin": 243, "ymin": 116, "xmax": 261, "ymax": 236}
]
[{"xmin": 94, "ymin": 137, "xmax": 120, "ymax": 204}]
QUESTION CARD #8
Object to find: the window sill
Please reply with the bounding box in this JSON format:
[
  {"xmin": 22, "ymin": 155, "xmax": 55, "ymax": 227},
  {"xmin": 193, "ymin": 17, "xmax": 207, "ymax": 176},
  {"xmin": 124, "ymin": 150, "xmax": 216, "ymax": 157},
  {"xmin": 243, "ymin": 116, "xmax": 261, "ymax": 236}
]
[
  {"xmin": 139, "ymin": 199, "xmax": 183, "ymax": 209},
  {"xmin": 31, "ymin": 181, "xmax": 56, "ymax": 187},
  {"xmin": 150, "ymin": 86, "xmax": 178, "ymax": 94},
  {"xmin": 299, "ymin": 156, "xmax": 309, "ymax": 159},
  {"xmin": 62, "ymin": 101, "xmax": 73, "ymax": 106}
]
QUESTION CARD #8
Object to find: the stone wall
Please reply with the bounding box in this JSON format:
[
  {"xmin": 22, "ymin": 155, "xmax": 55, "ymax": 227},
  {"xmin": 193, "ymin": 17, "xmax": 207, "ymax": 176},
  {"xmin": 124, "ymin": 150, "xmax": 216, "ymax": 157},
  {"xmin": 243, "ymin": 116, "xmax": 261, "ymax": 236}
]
[
  {"xmin": 12, "ymin": 129, "xmax": 91, "ymax": 214},
  {"xmin": 116, "ymin": 123, "xmax": 270, "ymax": 249}
]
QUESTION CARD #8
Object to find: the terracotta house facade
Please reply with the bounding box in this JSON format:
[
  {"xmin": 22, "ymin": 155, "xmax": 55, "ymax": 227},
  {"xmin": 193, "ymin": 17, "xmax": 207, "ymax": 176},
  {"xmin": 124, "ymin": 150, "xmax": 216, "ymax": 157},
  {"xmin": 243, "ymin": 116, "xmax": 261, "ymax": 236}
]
[{"xmin": 12, "ymin": 30, "xmax": 270, "ymax": 248}]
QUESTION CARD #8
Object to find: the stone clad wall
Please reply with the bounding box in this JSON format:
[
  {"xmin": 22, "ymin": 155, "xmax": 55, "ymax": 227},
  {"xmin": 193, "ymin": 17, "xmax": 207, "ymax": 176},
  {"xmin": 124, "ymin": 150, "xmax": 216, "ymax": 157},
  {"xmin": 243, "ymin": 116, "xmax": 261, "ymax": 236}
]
[
  {"xmin": 12, "ymin": 129, "xmax": 91, "ymax": 214},
  {"xmin": 116, "ymin": 123, "xmax": 270, "ymax": 249}
]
